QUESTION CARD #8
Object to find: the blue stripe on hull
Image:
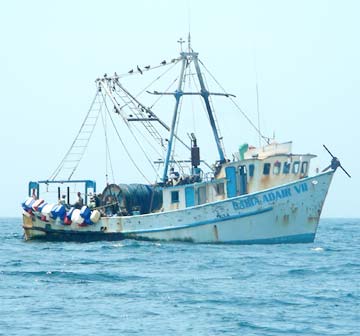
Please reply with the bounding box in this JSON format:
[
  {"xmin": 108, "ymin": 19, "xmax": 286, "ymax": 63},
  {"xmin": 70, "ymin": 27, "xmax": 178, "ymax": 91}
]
[{"xmin": 225, "ymin": 233, "xmax": 315, "ymax": 245}]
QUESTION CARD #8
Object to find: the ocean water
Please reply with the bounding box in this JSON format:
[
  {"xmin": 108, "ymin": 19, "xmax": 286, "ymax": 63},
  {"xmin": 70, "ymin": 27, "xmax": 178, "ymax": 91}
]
[{"xmin": 0, "ymin": 218, "xmax": 358, "ymax": 336}]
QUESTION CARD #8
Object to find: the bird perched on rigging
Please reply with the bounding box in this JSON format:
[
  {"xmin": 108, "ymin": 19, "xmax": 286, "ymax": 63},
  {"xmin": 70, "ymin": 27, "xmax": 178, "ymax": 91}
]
[
  {"xmin": 128, "ymin": 69, "xmax": 134, "ymax": 74},
  {"xmin": 144, "ymin": 65, "xmax": 150, "ymax": 70},
  {"xmin": 161, "ymin": 60, "xmax": 166, "ymax": 65},
  {"xmin": 137, "ymin": 65, "xmax": 143, "ymax": 74}
]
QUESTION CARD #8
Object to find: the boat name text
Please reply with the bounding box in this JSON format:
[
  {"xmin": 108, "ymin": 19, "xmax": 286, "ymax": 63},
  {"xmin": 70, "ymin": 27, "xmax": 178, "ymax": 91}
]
[{"xmin": 232, "ymin": 182, "xmax": 308, "ymax": 210}]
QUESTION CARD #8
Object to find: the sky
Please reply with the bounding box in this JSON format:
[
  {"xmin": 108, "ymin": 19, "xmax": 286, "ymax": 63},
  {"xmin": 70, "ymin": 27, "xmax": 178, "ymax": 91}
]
[{"xmin": 0, "ymin": 0, "xmax": 359, "ymax": 217}]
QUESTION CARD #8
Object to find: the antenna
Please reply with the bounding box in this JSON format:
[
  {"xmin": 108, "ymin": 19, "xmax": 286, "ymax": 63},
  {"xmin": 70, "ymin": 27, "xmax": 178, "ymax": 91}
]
[
  {"xmin": 254, "ymin": 53, "xmax": 261, "ymax": 147},
  {"xmin": 177, "ymin": 37, "xmax": 185, "ymax": 52},
  {"xmin": 255, "ymin": 79, "xmax": 261, "ymax": 147},
  {"xmin": 187, "ymin": 3, "xmax": 192, "ymax": 51}
]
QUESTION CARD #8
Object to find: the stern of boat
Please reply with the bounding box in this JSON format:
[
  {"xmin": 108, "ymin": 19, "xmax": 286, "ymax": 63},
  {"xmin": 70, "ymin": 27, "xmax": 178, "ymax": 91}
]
[{"xmin": 22, "ymin": 212, "xmax": 46, "ymax": 240}]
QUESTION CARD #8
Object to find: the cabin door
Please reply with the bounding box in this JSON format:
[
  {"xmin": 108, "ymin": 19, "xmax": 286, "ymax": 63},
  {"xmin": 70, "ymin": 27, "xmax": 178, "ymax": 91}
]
[
  {"xmin": 225, "ymin": 166, "xmax": 237, "ymax": 198},
  {"xmin": 185, "ymin": 186, "xmax": 195, "ymax": 207},
  {"xmin": 239, "ymin": 165, "xmax": 248, "ymax": 195}
]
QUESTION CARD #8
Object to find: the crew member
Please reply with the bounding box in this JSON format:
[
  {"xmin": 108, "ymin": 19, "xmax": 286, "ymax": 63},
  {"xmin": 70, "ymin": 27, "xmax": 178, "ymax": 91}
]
[
  {"xmin": 169, "ymin": 167, "xmax": 180, "ymax": 185},
  {"xmin": 74, "ymin": 192, "xmax": 84, "ymax": 209},
  {"xmin": 59, "ymin": 195, "xmax": 67, "ymax": 205}
]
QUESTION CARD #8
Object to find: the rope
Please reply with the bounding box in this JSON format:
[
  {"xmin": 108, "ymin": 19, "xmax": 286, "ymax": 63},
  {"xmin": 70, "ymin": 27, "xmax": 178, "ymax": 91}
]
[
  {"xmin": 135, "ymin": 60, "xmax": 180, "ymax": 100},
  {"xmin": 104, "ymin": 98, "xmax": 152, "ymax": 184},
  {"xmin": 115, "ymin": 58, "xmax": 181, "ymax": 78},
  {"xmin": 49, "ymin": 91, "xmax": 99, "ymax": 181},
  {"xmin": 198, "ymin": 59, "xmax": 269, "ymax": 144},
  {"xmin": 149, "ymin": 77, "xmax": 178, "ymax": 109},
  {"xmin": 102, "ymin": 87, "xmax": 161, "ymax": 179},
  {"xmin": 124, "ymin": 118, "xmax": 160, "ymax": 180},
  {"xmin": 100, "ymin": 93, "xmax": 115, "ymax": 183},
  {"xmin": 171, "ymin": 97, "xmax": 186, "ymax": 176},
  {"xmin": 187, "ymin": 67, "xmax": 197, "ymax": 135},
  {"xmin": 131, "ymin": 122, "xmax": 164, "ymax": 158},
  {"xmin": 111, "ymin": 83, "xmax": 165, "ymax": 151}
]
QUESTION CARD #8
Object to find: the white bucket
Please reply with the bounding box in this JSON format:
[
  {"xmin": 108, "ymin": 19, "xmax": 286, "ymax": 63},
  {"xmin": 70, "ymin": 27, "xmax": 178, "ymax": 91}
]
[
  {"xmin": 24, "ymin": 197, "xmax": 34, "ymax": 207},
  {"xmin": 41, "ymin": 203, "xmax": 56, "ymax": 216},
  {"xmin": 90, "ymin": 210, "xmax": 101, "ymax": 223},
  {"xmin": 32, "ymin": 199, "xmax": 44, "ymax": 211},
  {"xmin": 71, "ymin": 209, "xmax": 84, "ymax": 224}
]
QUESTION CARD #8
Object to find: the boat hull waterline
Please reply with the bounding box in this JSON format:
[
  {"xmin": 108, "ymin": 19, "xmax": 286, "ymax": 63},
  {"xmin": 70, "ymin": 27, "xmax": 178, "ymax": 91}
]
[{"xmin": 23, "ymin": 171, "xmax": 334, "ymax": 244}]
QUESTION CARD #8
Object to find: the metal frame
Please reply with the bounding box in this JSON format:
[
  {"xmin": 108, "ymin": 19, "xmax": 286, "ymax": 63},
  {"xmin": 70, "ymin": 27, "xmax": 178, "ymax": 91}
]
[{"xmin": 28, "ymin": 180, "xmax": 96, "ymax": 205}]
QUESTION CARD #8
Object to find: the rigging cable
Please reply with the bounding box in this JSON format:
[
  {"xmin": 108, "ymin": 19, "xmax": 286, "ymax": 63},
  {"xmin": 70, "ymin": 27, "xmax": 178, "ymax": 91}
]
[
  {"xmin": 187, "ymin": 71, "xmax": 214, "ymax": 170},
  {"xmin": 100, "ymin": 92, "xmax": 115, "ymax": 183},
  {"xmin": 103, "ymin": 98, "xmax": 152, "ymax": 184},
  {"xmin": 116, "ymin": 60, "xmax": 180, "ymax": 111},
  {"xmin": 169, "ymin": 61, "xmax": 194, "ymax": 176},
  {"xmin": 120, "ymin": 113, "xmax": 161, "ymax": 181},
  {"xmin": 49, "ymin": 91, "xmax": 100, "ymax": 181},
  {"xmin": 149, "ymin": 77, "xmax": 178, "ymax": 109},
  {"xmin": 128, "ymin": 119, "xmax": 164, "ymax": 158},
  {"xmin": 111, "ymin": 80, "xmax": 166, "ymax": 150},
  {"xmin": 113, "ymin": 67, "xmax": 193, "ymax": 154},
  {"xmin": 116, "ymin": 58, "xmax": 181, "ymax": 79},
  {"xmin": 112, "ymin": 88, "xmax": 166, "ymax": 154},
  {"xmin": 134, "ymin": 60, "xmax": 180, "ymax": 100},
  {"xmin": 187, "ymin": 64, "xmax": 197, "ymax": 136},
  {"xmin": 110, "ymin": 78, "xmax": 191, "ymax": 177},
  {"xmin": 170, "ymin": 97, "xmax": 186, "ymax": 176},
  {"xmin": 198, "ymin": 59, "xmax": 269, "ymax": 144}
]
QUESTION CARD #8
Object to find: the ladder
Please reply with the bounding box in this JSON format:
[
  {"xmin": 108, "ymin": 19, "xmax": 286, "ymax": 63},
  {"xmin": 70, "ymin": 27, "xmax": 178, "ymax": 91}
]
[{"xmin": 49, "ymin": 92, "xmax": 103, "ymax": 181}]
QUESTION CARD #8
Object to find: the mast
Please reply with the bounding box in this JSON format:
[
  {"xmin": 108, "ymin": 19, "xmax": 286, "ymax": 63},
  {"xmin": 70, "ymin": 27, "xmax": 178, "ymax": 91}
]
[
  {"xmin": 162, "ymin": 55, "xmax": 187, "ymax": 182},
  {"xmin": 192, "ymin": 54, "xmax": 226, "ymax": 163},
  {"xmin": 161, "ymin": 47, "xmax": 227, "ymax": 182}
]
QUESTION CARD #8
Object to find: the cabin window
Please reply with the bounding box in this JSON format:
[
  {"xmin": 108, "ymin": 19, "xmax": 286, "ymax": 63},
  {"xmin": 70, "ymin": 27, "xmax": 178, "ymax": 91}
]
[
  {"xmin": 215, "ymin": 183, "xmax": 225, "ymax": 195},
  {"xmin": 292, "ymin": 161, "xmax": 300, "ymax": 174},
  {"xmin": 283, "ymin": 162, "xmax": 291, "ymax": 174},
  {"xmin": 263, "ymin": 163, "xmax": 271, "ymax": 175},
  {"xmin": 171, "ymin": 191, "xmax": 179, "ymax": 203},
  {"xmin": 198, "ymin": 186, "xmax": 207, "ymax": 205},
  {"xmin": 273, "ymin": 161, "xmax": 281, "ymax": 175},
  {"xmin": 248, "ymin": 164, "xmax": 255, "ymax": 177},
  {"xmin": 301, "ymin": 161, "xmax": 308, "ymax": 175}
]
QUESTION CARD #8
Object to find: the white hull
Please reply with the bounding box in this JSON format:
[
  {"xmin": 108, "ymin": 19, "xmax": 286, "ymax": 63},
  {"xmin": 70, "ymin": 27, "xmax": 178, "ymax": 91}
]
[{"xmin": 23, "ymin": 171, "xmax": 334, "ymax": 244}]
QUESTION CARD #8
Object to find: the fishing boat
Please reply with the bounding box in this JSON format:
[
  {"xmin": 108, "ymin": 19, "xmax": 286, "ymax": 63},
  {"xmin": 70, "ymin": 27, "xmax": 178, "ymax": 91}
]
[{"xmin": 21, "ymin": 39, "xmax": 349, "ymax": 243}]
